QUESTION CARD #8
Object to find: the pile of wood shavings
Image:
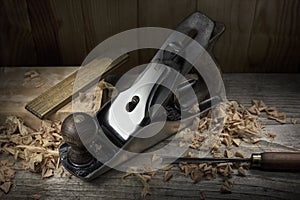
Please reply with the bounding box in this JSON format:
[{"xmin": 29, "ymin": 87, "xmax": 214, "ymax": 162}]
[
  {"xmin": 123, "ymin": 100, "xmax": 287, "ymax": 197},
  {"xmin": 0, "ymin": 116, "xmax": 64, "ymax": 194},
  {"xmin": 178, "ymin": 100, "xmax": 285, "ymax": 193}
]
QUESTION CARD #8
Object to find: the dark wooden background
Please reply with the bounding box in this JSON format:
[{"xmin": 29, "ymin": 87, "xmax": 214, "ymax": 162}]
[{"xmin": 1, "ymin": 0, "xmax": 299, "ymax": 72}]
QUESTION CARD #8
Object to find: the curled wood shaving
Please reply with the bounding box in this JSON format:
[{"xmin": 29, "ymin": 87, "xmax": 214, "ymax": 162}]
[
  {"xmin": 268, "ymin": 112, "xmax": 286, "ymax": 124},
  {"xmin": 199, "ymin": 191, "xmax": 206, "ymax": 200},
  {"xmin": 237, "ymin": 167, "xmax": 246, "ymax": 177},
  {"xmin": 251, "ymin": 99, "xmax": 267, "ymax": 112},
  {"xmin": 291, "ymin": 118, "xmax": 297, "ymax": 125},
  {"xmin": 163, "ymin": 171, "xmax": 173, "ymax": 182},
  {"xmin": 235, "ymin": 150, "xmax": 245, "ymax": 158},
  {"xmin": 122, "ymin": 166, "xmax": 156, "ymax": 198},
  {"xmin": 221, "ymin": 179, "xmax": 233, "ymax": 193},
  {"xmin": 224, "ymin": 149, "xmax": 234, "ymax": 158},
  {"xmin": 0, "ymin": 160, "xmax": 15, "ymax": 194},
  {"xmin": 0, "ymin": 181, "xmax": 12, "ymax": 194},
  {"xmin": 31, "ymin": 194, "xmax": 41, "ymax": 200},
  {"xmin": 232, "ymin": 138, "xmax": 241, "ymax": 147},
  {"xmin": 151, "ymin": 154, "xmax": 160, "ymax": 163}
]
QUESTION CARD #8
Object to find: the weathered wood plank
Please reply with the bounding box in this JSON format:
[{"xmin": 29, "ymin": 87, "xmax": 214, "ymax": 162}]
[
  {"xmin": 4, "ymin": 161, "xmax": 300, "ymax": 199},
  {"xmin": 1, "ymin": 69, "xmax": 300, "ymax": 199},
  {"xmin": 0, "ymin": 0, "xmax": 37, "ymax": 65}
]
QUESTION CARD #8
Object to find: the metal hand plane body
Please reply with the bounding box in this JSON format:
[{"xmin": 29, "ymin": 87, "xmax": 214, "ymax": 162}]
[{"xmin": 59, "ymin": 12, "xmax": 225, "ymax": 181}]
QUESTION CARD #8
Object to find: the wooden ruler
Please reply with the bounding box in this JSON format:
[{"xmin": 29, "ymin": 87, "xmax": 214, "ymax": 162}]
[{"xmin": 25, "ymin": 54, "xmax": 128, "ymax": 119}]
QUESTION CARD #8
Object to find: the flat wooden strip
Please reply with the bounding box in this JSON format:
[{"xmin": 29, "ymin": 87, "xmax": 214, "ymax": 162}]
[{"xmin": 25, "ymin": 58, "xmax": 112, "ymax": 119}]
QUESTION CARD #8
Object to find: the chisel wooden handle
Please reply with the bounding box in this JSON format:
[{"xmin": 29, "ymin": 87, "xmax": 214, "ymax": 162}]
[{"xmin": 251, "ymin": 152, "xmax": 300, "ymax": 171}]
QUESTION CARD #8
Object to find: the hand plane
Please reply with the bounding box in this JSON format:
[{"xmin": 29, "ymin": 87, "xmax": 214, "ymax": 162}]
[{"xmin": 59, "ymin": 12, "xmax": 225, "ymax": 181}]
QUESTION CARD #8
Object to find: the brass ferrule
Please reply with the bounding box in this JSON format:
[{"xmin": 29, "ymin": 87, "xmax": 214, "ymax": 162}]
[{"xmin": 251, "ymin": 153, "xmax": 262, "ymax": 168}]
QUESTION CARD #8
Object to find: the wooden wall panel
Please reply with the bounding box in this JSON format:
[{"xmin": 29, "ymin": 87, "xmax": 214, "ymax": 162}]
[
  {"xmin": 197, "ymin": 0, "xmax": 300, "ymax": 72},
  {"xmin": 81, "ymin": 0, "xmax": 138, "ymax": 72},
  {"xmin": 197, "ymin": 0, "xmax": 257, "ymax": 72},
  {"xmin": 81, "ymin": 0, "xmax": 137, "ymax": 52},
  {"xmin": 0, "ymin": 0, "xmax": 37, "ymax": 65},
  {"xmin": 26, "ymin": 0, "xmax": 62, "ymax": 65},
  {"xmin": 138, "ymin": 0, "xmax": 197, "ymax": 28},
  {"xmin": 0, "ymin": 0, "xmax": 299, "ymax": 72},
  {"xmin": 248, "ymin": 0, "xmax": 300, "ymax": 72},
  {"xmin": 47, "ymin": 0, "xmax": 86, "ymax": 65},
  {"xmin": 138, "ymin": 0, "xmax": 197, "ymax": 63}
]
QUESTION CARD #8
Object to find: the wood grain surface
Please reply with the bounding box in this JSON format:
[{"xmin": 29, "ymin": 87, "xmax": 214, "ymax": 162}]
[
  {"xmin": 0, "ymin": 0, "xmax": 37, "ymax": 65},
  {"xmin": 0, "ymin": 0, "xmax": 299, "ymax": 72},
  {"xmin": 0, "ymin": 67, "xmax": 299, "ymax": 199}
]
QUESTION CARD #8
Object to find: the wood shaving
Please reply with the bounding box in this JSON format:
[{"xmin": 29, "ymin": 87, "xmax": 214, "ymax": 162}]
[
  {"xmin": 235, "ymin": 150, "xmax": 245, "ymax": 158},
  {"xmin": 291, "ymin": 118, "xmax": 297, "ymax": 125},
  {"xmin": 224, "ymin": 149, "xmax": 234, "ymax": 158},
  {"xmin": 0, "ymin": 181, "xmax": 12, "ymax": 194},
  {"xmin": 151, "ymin": 154, "xmax": 160, "ymax": 163},
  {"xmin": 232, "ymin": 138, "xmax": 241, "ymax": 147},
  {"xmin": 163, "ymin": 171, "xmax": 173, "ymax": 182},
  {"xmin": 251, "ymin": 100, "xmax": 267, "ymax": 112},
  {"xmin": 24, "ymin": 70, "xmax": 40, "ymax": 79},
  {"xmin": 122, "ymin": 166, "xmax": 156, "ymax": 198},
  {"xmin": 199, "ymin": 191, "xmax": 206, "ymax": 200},
  {"xmin": 237, "ymin": 167, "xmax": 246, "ymax": 177},
  {"xmin": 220, "ymin": 179, "xmax": 233, "ymax": 193},
  {"xmin": 0, "ymin": 159, "xmax": 15, "ymax": 194},
  {"xmin": 268, "ymin": 112, "xmax": 286, "ymax": 124},
  {"xmin": 31, "ymin": 194, "xmax": 41, "ymax": 199}
]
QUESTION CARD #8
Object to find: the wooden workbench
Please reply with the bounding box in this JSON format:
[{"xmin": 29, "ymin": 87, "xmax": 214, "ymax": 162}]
[{"xmin": 0, "ymin": 67, "xmax": 300, "ymax": 199}]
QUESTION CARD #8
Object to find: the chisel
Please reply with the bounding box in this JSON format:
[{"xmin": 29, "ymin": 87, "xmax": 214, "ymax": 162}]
[{"xmin": 163, "ymin": 152, "xmax": 300, "ymax": 171}]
